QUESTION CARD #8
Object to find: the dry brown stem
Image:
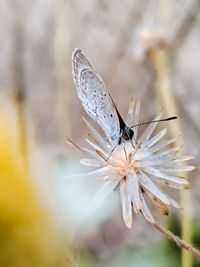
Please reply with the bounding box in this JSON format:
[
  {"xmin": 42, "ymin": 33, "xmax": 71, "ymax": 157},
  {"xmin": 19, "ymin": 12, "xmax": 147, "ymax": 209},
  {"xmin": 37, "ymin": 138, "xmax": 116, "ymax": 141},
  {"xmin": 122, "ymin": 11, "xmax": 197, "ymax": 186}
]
[{"xmin": 153, "ymin": 221, "xmax": 200, "ymax": 259}]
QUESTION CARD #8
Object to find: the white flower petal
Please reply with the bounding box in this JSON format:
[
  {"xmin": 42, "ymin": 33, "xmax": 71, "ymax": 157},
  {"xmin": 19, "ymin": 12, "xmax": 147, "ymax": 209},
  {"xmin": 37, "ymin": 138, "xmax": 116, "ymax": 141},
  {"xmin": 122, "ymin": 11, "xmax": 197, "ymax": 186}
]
[
  {"xmin": 126, "ymin": 98, "xmax": 135, "ymax": 126},
  {"xmin": 150, "ymin": 147, "xmax": 180, "ymax": 159},
  {"xmin": 86, "ymin": 138, "xmax": 108, "ymax": 157},
  {"xmin": 144, "ymin": 167, "xmax": 189, "ymax": 185},
  {"xmin": 134, "ymin": 150, "xmax": 152, "ymax": 161},
  {"xmin": 141, "ymin": 155, "xmax": 194, "ymax": 167},
  {"xmin": 169, "ymin": 155, "xmax": 194, "ymax": 163},
  {"xmin": 138, "ymin": 110, "xmax": 163, "ymax": 142},
  {"xmin": 152, "ymin": 177, "xmax": 189, "ymax": 189},
  {"xmin": 127, "ymin": 172, "xmax": 141, "ymax": 214},
  {"xmin": 80, "ymin": 158, "xmax": 105, "ymax": 167},
  {"xmin": 143, "ymin": 128, "xmax": 167, "ymax": 149},
  {"xmin": 120, "ymin": 178, "xmax": 132, "ymax": 230},
  {"xmin": 148, "ymin": 138, "xmax": 176, "ymax": 154},
  {"xmin": 85, "ymin": 177, "xmax": 121, "ymax": 214},
  {"xmin": 130, "ymin": 99, "xmax": 140, "ymax": 139},
  {"xmin": 138, "ymin": 171, "xmax": 172, "ymax": 205},
  {"xmin": 60, "ymin": 174, "xmax": 109, "ymax": 181},
  {"xmin": 78, "ymin": 166, "xmax": 113, "ymax": 178},
  {"xmin": 139, "ymin": 189, "xmax": 155, "ymax": 224},
  {"xmin": 139, "ymin": 158, "xmax": 174, "ymax": 167},
  {"xmin": 142, "ymin": 154, "xmax": 177, "ymax": 164},
  {"xmin": 67, "ymin": 139, "xmax": 97, "ymax": 157},
  {"xmin": 166, "ymin": 198, "xmax": 181, "ymax": 209},
  {"xmin": 83, "ymin": 117, "xmax": 111, "ymax": 149},
  {"xmin": 139, "ymin": 172, "xmax": 181, "ymax": 209},
  {"xmin": 146, "ymin": 191, "xmax": 169, "ymax": 215},
  {"xmin": 158, "ymin": 165, "xmax": 196, "ymax": 172}
]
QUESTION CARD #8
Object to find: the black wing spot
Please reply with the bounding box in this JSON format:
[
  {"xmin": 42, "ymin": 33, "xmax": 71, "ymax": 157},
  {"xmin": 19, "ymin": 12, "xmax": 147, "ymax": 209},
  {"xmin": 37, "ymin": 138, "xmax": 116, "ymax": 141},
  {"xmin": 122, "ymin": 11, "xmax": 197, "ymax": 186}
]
[
  {"xmin": 110, "ymin": 114, "xmax": 113, "ymax": 117},
  {"xmin": 94, "ymin": 89, "xmax": 96, "ymax": 92},
  {"xmin": 104, "ymin": 93, "xmax": 107, "ymax": 96},
  {"xmin": 103, "ymin": 115, "xmax": 106, "ymax": 118},
  {"xmin": 101, "ymin": 97, "xmax": 104, "ymax": 100}
]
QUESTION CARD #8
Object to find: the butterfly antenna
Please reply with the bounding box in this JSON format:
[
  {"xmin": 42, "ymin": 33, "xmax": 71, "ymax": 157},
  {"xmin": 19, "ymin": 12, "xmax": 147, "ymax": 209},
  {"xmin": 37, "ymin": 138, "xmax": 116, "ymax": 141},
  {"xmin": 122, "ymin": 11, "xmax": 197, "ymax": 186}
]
[{"xmin": 130, "ymin": 116, "xmax": 177, "ymax": 129}]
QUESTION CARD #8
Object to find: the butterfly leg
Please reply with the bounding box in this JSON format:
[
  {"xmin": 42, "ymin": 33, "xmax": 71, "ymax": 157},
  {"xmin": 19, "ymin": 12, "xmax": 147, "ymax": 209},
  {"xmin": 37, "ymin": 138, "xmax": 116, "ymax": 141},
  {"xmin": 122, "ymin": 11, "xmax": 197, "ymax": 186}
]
[
  {"xmin": 130, "ymin": 138, "xmax": 136, "ymax": 149},
  {"xmin": 131, "ymin": 135, "xmax": 138, "ymax": 149},
  {"xmin": 106, "ymin": 143, "xmax": 118, "ymax": 161},
  {"xmin": 134, "ymin": 136, "xmax": 138, "ymax": 145},
  {"xmin": 122, "ymin": 139, "xmax": 128, "ymax": 160}
]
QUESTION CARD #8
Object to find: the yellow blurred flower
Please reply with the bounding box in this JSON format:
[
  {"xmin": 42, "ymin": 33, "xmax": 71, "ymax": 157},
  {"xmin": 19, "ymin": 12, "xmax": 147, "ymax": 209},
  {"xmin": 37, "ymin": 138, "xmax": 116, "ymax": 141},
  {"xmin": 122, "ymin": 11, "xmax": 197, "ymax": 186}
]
[{"xmin": 0, "ymin": 103, "xmax": 75, "ymax": 267}]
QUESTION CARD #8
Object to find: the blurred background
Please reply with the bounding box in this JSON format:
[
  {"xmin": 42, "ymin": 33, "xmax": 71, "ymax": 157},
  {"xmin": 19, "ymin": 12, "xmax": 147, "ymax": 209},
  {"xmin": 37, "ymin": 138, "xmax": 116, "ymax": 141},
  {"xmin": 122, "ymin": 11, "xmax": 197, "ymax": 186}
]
[{"xmin": 0, "ymin": 0, "xmax": 200, "ymax": 266}]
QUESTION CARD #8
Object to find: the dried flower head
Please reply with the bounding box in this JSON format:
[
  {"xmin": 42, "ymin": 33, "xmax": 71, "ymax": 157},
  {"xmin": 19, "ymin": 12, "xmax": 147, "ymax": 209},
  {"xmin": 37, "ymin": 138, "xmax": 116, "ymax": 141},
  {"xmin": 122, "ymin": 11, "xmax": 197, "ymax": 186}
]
[{"xmin": 69, "ymin": 99, "xmax": 195, "ymax": 230}]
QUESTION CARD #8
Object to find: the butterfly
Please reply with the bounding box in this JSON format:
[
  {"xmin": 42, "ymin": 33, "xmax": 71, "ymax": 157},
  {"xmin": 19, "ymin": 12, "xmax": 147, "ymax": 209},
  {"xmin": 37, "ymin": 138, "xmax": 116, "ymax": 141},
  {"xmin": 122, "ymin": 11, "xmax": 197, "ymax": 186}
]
[
  {"xmin": 72, "ymin": 48, "xmax": 135, "ymax": 147},
  {"xmin": 71, "ymin": 48, "xmax": 177, "ymax": 153}
]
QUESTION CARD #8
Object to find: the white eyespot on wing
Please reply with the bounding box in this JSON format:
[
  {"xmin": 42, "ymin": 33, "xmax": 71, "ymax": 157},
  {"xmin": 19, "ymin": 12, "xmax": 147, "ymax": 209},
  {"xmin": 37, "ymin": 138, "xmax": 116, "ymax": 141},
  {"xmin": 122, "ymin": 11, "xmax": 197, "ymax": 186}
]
[{"xmin": 72, "ymin": 48, "xmax": 120, "ymax": 140}]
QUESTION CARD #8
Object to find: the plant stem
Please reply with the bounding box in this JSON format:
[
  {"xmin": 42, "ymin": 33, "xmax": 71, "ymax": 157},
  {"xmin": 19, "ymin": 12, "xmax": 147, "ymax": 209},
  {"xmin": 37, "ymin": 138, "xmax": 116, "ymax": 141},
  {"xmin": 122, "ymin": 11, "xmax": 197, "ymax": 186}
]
[
  {"xmin": 153, "ymin": 221, "xmax": 200, "ymax": 259},
  {"xmin": 150, "ymin": 47, "xmax": 193, "ymax": 267}
]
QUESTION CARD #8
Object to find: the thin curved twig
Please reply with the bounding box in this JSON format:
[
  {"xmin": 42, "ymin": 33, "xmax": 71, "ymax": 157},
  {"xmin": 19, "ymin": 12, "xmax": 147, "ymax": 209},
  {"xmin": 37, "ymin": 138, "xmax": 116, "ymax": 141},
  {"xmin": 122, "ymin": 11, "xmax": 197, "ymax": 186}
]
[{"xmin": 153, "ymin": 221, "xmax": 200, "ymax": 259}]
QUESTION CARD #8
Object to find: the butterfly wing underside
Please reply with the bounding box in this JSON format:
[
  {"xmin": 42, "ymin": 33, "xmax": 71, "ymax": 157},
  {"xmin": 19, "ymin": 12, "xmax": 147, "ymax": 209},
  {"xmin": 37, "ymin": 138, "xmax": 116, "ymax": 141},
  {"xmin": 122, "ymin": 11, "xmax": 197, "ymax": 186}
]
[{"xmin": 72, "ymin": 48, "xmax": 120, "ymax": 140}]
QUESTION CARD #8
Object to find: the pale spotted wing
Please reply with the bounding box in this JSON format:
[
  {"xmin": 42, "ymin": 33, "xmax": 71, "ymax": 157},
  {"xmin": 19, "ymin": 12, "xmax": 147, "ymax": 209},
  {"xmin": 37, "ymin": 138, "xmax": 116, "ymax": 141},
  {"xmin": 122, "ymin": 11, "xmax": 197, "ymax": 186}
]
[{"xmin": 72, "ymin": 48, "xmax": 120, "ymax": 140}]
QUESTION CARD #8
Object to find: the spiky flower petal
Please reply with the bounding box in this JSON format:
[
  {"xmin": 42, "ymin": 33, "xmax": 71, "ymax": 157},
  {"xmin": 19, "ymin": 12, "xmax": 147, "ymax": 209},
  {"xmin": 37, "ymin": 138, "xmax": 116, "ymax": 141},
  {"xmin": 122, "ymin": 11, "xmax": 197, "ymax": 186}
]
[{"xmin": 69, "ymin": 99, "xmax": 195, "ymax": 230}]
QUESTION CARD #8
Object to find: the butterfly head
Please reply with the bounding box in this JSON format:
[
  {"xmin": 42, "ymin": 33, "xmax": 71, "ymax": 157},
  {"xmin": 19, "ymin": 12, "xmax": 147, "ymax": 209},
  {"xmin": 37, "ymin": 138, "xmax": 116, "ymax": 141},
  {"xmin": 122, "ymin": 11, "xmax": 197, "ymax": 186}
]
[
  {"xmin": 118, "ymin": 126, "xmax": 134, "ymax": 145},
  {"xmin": 123, "ymin": 126, "xmax": 134, "ymax": 141}
]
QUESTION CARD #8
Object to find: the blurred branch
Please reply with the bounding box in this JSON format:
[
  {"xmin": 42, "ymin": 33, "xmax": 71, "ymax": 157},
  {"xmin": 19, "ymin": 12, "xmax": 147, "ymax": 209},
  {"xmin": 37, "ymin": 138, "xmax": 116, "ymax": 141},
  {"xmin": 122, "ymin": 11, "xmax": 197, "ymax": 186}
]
[
  {"xmin": 151, "ymin": 48, "xmax": 193, "ymax": 267},
  {"xmin": 151, "ymin": 2, "xmax": 200, "ymax": 265},
  {"xmin": 173, "ymin": 0, "xmax": 200, "ymax": 53},
  {"xmin": 54, "ymin": 0, "xmax": 71, "ymax": 145},
  {"xmin": 12, "ymin": 4, "xmax": 29, "ymax": 170},
  {"xmin": 177, "ymin": 98, "xmax": 200, "ymax": 139}
]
